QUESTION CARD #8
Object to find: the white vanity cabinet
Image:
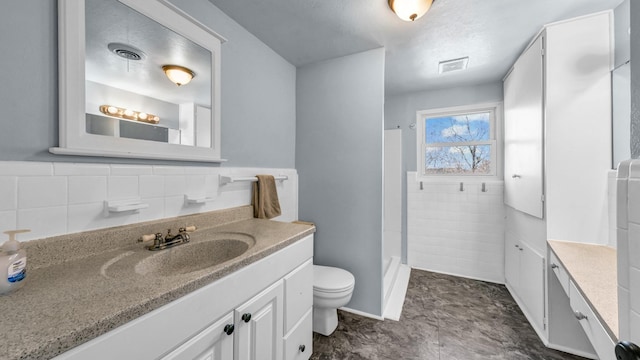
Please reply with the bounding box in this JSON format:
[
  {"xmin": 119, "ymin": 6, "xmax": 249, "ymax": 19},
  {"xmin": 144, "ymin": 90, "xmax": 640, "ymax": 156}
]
[
  {"xmin": 55, "ymin": 235, "xmax": 313, "ymax": 360},
  {"xmin": 505, "ymin": 233, "xmax": 545, "ymax": 332},
  {"xmin": 234, "ymin": 280, "xmax": 284, "ymax": 360},
  {"xmin": 162, "ymin": 313, "xmax": 235, "ymax": 360}
]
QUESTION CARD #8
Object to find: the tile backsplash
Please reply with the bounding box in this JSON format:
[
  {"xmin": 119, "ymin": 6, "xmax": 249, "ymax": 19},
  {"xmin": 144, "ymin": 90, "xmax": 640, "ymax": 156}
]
[{"xmin": 0, "ymin": 161, "xmax": 298, "ymax": 242}]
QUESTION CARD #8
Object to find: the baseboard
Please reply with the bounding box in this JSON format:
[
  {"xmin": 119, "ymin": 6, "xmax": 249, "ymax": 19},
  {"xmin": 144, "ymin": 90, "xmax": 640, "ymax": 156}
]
[
  {"xmin": 546, "ymin": 342, "xmax": 598, "ymax": 359},
  {"xmin": 410, "ymin": 266, "xmax": 505, "ymax": 285},
  {"xmin": 339, "ymin": 306, "xmax": 385, "ymax": 321}
]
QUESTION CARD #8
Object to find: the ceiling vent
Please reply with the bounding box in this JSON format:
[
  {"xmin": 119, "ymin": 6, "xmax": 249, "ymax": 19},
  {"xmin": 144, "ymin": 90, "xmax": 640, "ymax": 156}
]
[
  {"xmin": 438, "ymin": 57, "xmax": 469, "ymax": 74},
  {"xmin": 107, "ymin": 42, "xmax": 146, "ymax": 61}
]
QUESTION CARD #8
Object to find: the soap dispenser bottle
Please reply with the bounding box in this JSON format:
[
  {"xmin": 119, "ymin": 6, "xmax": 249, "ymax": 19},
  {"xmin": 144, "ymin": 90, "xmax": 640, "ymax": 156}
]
[{"xmin": 0, "ymin": 229, "xmax": 29, "ymax": 295}]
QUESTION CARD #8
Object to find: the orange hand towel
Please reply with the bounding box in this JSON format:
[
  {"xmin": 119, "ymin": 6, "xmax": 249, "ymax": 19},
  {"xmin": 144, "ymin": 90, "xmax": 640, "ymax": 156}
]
[{"xmin": 252, "ymin": 175, "xmax": 282, "ymax": 219}]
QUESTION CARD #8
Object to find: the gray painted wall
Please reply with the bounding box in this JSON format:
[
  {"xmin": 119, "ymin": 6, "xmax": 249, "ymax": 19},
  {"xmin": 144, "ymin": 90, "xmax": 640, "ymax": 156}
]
[
  {"xmin": 615, "ymin": 0, "xmax": 631, "ymax": 68},
  {"xmin": 297, "ymin": 48, "xmax": 385, "ymax": 316},
  {"xmin": 384, "ymin": 82, "xmax": 504, "ymax": 262},
  {"xmin": 0, "ymin": 0, "xmax": 296, "ymax": 168},
  {"xmin": 631, "ymin": 0, "xmax": 640, "ymax": 158}
]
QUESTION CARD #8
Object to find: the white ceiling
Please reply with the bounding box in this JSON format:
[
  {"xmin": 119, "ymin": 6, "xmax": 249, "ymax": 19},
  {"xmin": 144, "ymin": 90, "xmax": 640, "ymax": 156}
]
[{"xmin": 207, "ymin": 0, "xmax": 623, "ymax": 96}]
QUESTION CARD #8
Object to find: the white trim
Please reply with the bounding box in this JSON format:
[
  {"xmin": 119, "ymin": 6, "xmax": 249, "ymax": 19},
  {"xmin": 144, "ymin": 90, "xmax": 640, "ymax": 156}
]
[
  {"xmin": 410, "ymin": 266, "xmax": 505, "ymax": 285},
  {"xmin": 415, "ymin": 102, "xmax": 503, "ymax": 181},
  {"xmin": 339, "ymin": 307, "xmax": 385, "ymax": 321},
  {"xmin": 55, "ymin": 0, "xmax": 223, "ymax": 162},
  {"xmin": 546, "ymin": 342, "xmax": 598, "ymax": 360}
]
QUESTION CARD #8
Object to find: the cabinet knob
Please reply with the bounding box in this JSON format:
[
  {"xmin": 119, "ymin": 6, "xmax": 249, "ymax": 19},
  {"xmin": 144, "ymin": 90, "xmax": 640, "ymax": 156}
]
[
  {"xmin": 223, "ymin": 324, "xmax": 234, "ymax": 335},
  {"xmin": 615, "ymin": 341, "xmax": 640, "ymax": 360},
  {"xmin": 573, "ymin": 311, "xmax": 587, "ymax": 320},
  {"xmin": 242, "ymin": 313, "xmax": 252, "ymax": 323},
  {"xmin": 299, "ymin": 344, "xmax": 306, "ymax": 353},
  {"xmin": 511, "ymin": 174, "xmax": 521, "ymax": 179},
  {"xmin": 551, "ymin": 263, "xmax": 558, "ymax": 269}
]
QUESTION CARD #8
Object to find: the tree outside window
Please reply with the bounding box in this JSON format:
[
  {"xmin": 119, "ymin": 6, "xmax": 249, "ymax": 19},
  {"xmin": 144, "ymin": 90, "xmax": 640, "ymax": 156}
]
[{"xmin": 420, "ymin": 111, "xmax": 495, "ymax": 176}]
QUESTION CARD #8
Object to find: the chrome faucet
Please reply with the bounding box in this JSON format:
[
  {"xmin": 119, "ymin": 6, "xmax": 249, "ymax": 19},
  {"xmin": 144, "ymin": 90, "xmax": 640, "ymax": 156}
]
[{"xmin": 138, "ymin": 226, "xmax": 196, "ymax": 251}]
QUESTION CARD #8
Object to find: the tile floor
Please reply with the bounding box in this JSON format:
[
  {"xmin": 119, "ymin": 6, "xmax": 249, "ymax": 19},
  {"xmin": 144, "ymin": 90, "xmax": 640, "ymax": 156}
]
[{"xmin": 310, "ymin": 270, "xmax": 586, "ymax": 360}]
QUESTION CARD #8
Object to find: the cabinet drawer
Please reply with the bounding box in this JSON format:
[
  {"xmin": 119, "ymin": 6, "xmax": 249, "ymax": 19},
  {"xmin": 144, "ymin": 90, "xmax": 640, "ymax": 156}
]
[
  {"xmin": 568, "ymin": 281, "xmax": 615, "ymax": 360},
  {"xmin": 284, "ymin": 259, "xmax": 313, "ymax": 333},
  {"xmin": 549, "ymin": 251, "xmax": 570, "ymax": 295},
  {"xmin": 284, "ymin": 308, "xmax": 312, "ymax": 360}
]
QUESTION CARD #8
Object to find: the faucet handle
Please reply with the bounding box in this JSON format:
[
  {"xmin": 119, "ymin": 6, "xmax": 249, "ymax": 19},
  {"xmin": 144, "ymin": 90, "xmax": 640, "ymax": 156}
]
[
  {"xmin": 138, "ymin": 233, "xmax": 163, "ymax": 243},
  {"xmin": 181, "ymin": 225, "xmax": 197, "ymax": 232}
]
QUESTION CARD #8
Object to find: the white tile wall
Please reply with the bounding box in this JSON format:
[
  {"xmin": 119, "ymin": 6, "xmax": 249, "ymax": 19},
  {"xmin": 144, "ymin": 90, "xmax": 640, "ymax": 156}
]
[
  {"xmin": 609, "ymin": 170, "xmax": 618, "ymax": 248},
  {"xmin": 407, "ymin": 172, "xmax": 506, "ymax": 283},
  {"xmin": 619, "ymin": 159, "xmax": 639, "ymax": 342},
  {"xmin": 0, "ymin": 161, "xmax": 298, "ymax": 242}
]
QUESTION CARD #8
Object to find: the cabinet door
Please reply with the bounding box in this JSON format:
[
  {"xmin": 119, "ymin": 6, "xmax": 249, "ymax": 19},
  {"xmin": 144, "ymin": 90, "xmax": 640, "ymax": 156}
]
[
  {"xmin": 504, "ymin": 35, "xmax": 544, "ymax": 218},
  {"xmin": 235, "ymin": 281, "xmax": 284, "ymax": 360},
  {"xmin": 162, "ymin": 312, "xmax": 234, "ymax": 360},
  {"xmin": 519, "ymin": 243, "xmax": 545, "ymax": 331},
  {"xmin": 504, "ymin": 231, "xmax": 520, "ymax": 291}
]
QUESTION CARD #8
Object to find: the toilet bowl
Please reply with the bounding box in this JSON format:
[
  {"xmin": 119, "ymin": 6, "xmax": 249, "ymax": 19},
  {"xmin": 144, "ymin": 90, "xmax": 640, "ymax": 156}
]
[{"xmin": 313, "ymin": 265, "xmax": 355, "ymax": 336}]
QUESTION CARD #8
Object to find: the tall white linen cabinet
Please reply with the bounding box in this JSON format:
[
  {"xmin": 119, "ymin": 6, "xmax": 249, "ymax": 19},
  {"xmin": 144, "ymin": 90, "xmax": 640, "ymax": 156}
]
[{"xmin": 503, "ymin": 11, "xmax": 612, "ymax": 358}]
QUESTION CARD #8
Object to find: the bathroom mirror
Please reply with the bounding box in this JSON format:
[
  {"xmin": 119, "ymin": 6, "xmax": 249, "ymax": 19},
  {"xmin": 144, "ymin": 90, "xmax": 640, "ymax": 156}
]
[{"xmin": 52, "ymin": 0, "xmax": 225, "ymax": 162}]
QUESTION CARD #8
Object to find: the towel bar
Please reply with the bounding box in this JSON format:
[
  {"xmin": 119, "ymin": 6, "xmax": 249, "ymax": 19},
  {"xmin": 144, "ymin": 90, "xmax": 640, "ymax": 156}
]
[{"xmin": 219, "ymin": 175, "xmax": 288, "ymax": 185}]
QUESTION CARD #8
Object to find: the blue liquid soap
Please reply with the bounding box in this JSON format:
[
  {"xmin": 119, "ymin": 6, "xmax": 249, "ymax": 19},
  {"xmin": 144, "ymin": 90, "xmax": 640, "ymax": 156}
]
[{"xmin": 0, "ymin": 229, "xmax": 29, "ymax": 295}]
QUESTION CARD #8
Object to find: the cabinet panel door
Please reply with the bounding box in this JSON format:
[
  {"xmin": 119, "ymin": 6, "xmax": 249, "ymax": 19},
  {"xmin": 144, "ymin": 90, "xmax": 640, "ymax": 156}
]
[
  {"xmin": 283, "ymin": 259, "xmax": 313, "ymax": 334},
  {"xmin": 519, "ymin": 243, "xmax": 545, "ymax": 331},
  {"xmin": 235, "ymin": 281, "xmax": 284, "ymax": 360},
  {"xmin": 161, "ymin": 312, "xmax": 234, "ymax": 360},
  {"xmin": 504, "ymin": 231, "xmax": 520, "ymax": 290},
  {"xmin": 504, "ymin": 35, "xmax": 544, "ymax": 218}
]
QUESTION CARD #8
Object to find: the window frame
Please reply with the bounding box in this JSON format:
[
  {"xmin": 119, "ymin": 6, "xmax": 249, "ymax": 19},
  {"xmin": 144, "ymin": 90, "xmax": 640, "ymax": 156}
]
[{"xmin": 415, "ymin": 102, "xmax": 503, "ymax": 181}]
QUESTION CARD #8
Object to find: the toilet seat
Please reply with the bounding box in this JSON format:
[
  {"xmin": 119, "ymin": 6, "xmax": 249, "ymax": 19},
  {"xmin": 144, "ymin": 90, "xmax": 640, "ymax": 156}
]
[{"xmin": 313, "ymin": 265, "xmax": 355, "ymax": 293}]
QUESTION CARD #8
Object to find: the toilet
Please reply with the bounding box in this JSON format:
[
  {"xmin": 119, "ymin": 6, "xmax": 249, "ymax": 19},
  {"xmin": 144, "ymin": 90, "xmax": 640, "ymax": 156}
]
[{"xmin": 312, "ymin": 265, "xmax": 355, "ymax": 336}]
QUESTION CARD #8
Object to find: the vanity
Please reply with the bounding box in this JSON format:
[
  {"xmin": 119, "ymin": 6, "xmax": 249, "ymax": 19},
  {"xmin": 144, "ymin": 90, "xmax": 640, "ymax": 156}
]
[
  {"xmin": 548, "ymin": 240, "xmax": 617, "ymax": 360},
  {"xmin": 0, "ymin": 206, "xmax": 314, "ymax": 360}
]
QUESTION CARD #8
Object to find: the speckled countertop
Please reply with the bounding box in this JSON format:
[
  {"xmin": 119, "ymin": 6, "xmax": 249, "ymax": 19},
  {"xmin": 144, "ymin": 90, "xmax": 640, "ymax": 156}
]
[
  {"xmin": 547, "ymin": 240, "xmax": 617, "ymax": 341},
  {"xmin": 0, "ymin": 206, "xmax": 315, "ymax": 360}
]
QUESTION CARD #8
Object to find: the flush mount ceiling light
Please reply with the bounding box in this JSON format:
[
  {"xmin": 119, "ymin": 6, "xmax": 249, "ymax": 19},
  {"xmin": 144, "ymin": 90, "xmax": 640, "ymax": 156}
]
[
  {"xmin": 438, "ymin": 57, "xmax": 469, "ymax": 74},
  {"xmin": 388, "ymin": 0, "xmax": 434, "ymax": 22},
  {"xmin": 162, "ymin": 65, "xmax": 195, "ymax": 86}
]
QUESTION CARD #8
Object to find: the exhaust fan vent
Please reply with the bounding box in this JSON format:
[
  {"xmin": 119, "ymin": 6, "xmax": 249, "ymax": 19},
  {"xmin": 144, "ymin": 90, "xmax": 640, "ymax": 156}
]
[
  {"xmin": 107, "ymin": 42, "xmax": 145, "ymax": 61},
  {"xmin": 438, "ymin": 57, "xmax": 469, "ymax": 74}
]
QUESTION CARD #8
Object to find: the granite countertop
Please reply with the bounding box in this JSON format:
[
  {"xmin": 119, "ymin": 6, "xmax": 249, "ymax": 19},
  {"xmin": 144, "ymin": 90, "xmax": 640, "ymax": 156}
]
[
  {"xmin": 0, "ymin": 207, "xmax": 315, "ymax": 360},
  {"xmin": 547, "ymin": 240, "xmax": 617, "ymax": 341}
]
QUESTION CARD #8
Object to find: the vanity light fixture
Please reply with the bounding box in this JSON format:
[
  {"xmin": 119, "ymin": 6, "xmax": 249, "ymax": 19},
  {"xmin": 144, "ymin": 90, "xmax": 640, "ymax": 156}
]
[
  {"xmin": 388, "ymin": 0, "xmax": 434, "ymax": 22},
  {"xmin": 162, "ymin": 65, "xmax": 195, "ymax": 86},
  {"xmin": 99, "ymin": 105, "xmax": 160, "ymax": 124}
]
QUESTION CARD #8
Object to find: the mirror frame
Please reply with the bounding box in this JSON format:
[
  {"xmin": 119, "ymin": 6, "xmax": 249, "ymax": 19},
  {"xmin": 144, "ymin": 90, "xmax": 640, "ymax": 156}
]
[{"xmin": 52, "ymin": 0, "xmax": 225, "ymax": 162}]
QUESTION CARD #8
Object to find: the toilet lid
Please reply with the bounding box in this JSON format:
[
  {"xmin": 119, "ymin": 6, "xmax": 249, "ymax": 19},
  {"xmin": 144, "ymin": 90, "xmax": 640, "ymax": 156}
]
[{"xmin": 313, "ymin": 265, "xmax": 355, "ymax": 293}]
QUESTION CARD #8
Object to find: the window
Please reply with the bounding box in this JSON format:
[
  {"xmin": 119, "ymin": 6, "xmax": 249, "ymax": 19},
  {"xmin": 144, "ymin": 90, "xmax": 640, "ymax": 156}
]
[{"xmin": 416, "ymin": 103, "xmax": 501, "ymax": 178}]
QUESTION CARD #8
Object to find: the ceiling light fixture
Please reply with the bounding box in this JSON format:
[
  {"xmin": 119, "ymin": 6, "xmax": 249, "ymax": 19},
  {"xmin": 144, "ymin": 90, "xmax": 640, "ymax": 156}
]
[
  {"xmin": 388, "ymin": 0, "xmax": 434, "ymax": 22},
  {"xmin": 162, "ymin": 65, "xmax": 195, "ymax": 86}
]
